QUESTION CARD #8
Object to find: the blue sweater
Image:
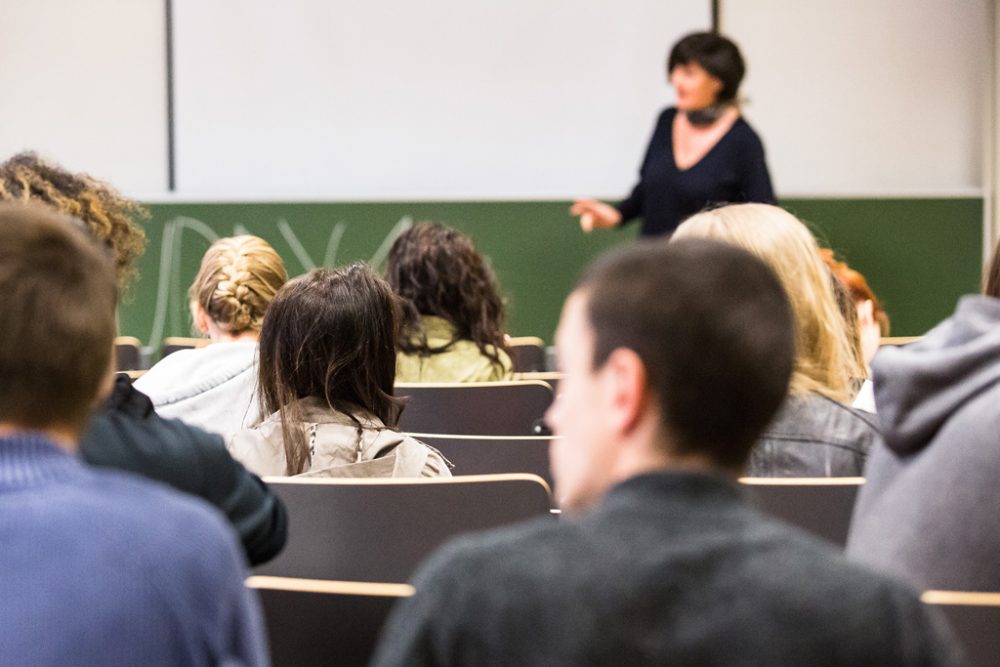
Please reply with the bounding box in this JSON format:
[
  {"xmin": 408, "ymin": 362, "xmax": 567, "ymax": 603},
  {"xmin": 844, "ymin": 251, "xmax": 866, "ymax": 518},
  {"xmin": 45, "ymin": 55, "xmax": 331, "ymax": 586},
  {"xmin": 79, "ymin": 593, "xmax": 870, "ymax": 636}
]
[{"xmin": 0, "ymin": 434, "xmax": 267, "ymax": 666}]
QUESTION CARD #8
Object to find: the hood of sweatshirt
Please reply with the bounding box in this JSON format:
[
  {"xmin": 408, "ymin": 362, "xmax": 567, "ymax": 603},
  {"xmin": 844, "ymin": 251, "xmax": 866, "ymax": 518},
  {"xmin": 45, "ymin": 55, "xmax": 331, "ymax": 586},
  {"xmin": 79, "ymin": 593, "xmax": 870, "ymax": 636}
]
[{"xmin": 872, "ymin": 295, "xmax": 1000, "ymax": 455}]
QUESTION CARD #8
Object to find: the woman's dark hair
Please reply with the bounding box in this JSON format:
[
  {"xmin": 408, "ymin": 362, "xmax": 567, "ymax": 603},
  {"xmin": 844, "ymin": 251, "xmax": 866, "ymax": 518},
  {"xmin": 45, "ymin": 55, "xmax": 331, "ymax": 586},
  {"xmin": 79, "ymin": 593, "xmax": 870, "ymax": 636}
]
[
  {"xmin": 257, "ymin": 263, "xmax": 402, "ymax": 475},
  {"xmin": 985, "ymin": 238, "xmax": 1000, "ymax": 298},
  {"xmin": 386, "ymin": 222, "xmax": 508, "ymax": 369},
  {"xmin": 667, "ymin": 32, "xmax": 746, "ymax": 104}
]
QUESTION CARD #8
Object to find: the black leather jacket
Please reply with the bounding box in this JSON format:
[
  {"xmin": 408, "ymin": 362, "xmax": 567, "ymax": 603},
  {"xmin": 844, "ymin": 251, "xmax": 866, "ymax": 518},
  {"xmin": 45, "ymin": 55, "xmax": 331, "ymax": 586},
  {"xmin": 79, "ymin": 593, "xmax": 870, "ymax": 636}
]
[
  {"xmin": 79, "ymin": 375, "xmax": 288, "ymax": 565},
  {"xmin": 746, "ymin": 393, "xmax": 881, "ymax": 477}
]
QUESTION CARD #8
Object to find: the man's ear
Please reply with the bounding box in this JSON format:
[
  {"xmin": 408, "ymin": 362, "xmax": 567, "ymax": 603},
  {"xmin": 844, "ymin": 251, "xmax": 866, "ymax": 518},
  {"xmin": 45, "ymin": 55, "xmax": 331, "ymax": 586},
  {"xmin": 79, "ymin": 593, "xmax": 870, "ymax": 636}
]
[{"xmin": 600, "ymin": 348, "xmax": 649, "ymax": 437}]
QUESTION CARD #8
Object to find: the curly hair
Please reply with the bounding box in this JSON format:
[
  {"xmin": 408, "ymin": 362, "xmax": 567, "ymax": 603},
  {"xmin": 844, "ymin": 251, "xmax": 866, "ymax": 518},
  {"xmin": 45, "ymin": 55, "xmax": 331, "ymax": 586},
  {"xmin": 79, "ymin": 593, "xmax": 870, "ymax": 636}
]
[
  {"xmin": 189, "ymin": 235, "xmax": 288, "ymax": 335},
  {"xmin": 386, "ymin": 222, "xmax": 508, "ymax": 370},
  {"xmin": 0, "ymin": 152, "xmax": 147, "ymax": 287}
]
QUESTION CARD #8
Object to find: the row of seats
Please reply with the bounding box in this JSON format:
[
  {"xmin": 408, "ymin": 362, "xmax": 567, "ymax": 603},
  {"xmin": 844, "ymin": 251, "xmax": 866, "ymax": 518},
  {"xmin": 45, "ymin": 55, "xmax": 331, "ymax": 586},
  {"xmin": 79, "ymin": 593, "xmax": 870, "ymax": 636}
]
[
  {"xmin": 114, "ymin": 336, "xmax": 551, "ymax": 372},
  {"xmin": 255, "ymin": 475, "xmax": 861, "ymax": 584},
  {"xmin": 248, "ymin": 475, "xmax": 996, "ymax": 666}
]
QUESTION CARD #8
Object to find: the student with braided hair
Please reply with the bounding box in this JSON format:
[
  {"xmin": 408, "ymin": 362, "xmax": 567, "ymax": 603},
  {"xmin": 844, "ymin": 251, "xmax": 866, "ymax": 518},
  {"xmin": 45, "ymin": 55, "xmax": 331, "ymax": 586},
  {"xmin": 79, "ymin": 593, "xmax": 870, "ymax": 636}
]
[{"xmin": 137, "ymin": 236, "xmax": 288, "ymax": 437}]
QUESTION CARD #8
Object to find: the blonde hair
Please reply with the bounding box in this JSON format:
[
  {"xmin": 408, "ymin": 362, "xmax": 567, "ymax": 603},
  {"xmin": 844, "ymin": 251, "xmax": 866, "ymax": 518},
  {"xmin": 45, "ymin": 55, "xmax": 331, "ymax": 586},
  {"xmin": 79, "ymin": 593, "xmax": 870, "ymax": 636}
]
[
  {"xmin": 672, "ymin": 204, "xmax": 863, "ymax": 401},
  {"xmin": 189, "ymin": 235, "xmax": 287, "ymax": 335}
]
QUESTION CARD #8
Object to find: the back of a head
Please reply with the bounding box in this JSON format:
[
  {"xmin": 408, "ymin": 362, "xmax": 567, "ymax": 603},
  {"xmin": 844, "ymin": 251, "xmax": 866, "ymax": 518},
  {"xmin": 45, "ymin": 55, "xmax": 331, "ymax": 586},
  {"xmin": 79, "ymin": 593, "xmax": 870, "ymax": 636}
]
[
  {"xmin": 0, "ymin": 203, "xmax": 117, "ymax": 433},
  {"xmin": 673, "ymin": 203, "xmax": 862, "ymax": 402},
  {"xmin": 189, "ymin": 235, "xmax": 288, "ymax": 335},
  {"xmin": 578, "ymin": 238, "xmax": 794, "ymax": 470},
  {"xmin": 0, "ymin": 152, "xmax": 146, "ymax": 287},
  {"xmin": 386, "ymin": 222, "xmax": 507, "ymax": 364},
  {"xmin": 258, "ymin": 263, "xmax": 401, "ymax": 474},
  {"xmin": 821, "ymin": 247, "xmax": 890, "ymax": 336}
]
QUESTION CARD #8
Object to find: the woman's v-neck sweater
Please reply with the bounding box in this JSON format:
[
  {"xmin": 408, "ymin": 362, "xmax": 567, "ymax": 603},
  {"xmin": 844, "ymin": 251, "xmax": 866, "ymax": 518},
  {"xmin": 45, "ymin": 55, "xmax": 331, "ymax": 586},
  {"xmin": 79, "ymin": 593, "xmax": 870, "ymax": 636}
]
[{"xmin": 617, "ymin": 107, "xmax": 775, "ymax": 237}]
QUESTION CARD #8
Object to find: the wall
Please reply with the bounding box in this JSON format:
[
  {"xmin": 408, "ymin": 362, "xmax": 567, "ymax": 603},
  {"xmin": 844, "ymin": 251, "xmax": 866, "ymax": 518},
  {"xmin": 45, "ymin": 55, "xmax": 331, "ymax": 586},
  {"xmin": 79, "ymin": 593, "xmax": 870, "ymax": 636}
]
[
  {"xmin": 723, "ymin": 0, "xmax": 991, "ymax": 196},
  {"xmin": 170, "ymin": 0, "xmax": 708, "ymax": 198},
  {"xmin": 0, "ymin": 0, "xmax": 167, "ymax": 193}
]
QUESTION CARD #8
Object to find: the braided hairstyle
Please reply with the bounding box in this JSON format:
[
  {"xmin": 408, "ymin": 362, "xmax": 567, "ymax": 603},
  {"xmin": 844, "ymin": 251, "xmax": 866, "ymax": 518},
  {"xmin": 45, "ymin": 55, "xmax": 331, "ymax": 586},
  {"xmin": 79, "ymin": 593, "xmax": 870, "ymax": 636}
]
[
  {"xmin": 0, "ymin": 152, "xmax": 147, "ymax": 287},
  {"xmin": 386, "ymin": 222, "xmax": 508, "ymax": 369},
  {"xmin": 189, "ymin": 235, "xmax": 288, "ymax": 335}
]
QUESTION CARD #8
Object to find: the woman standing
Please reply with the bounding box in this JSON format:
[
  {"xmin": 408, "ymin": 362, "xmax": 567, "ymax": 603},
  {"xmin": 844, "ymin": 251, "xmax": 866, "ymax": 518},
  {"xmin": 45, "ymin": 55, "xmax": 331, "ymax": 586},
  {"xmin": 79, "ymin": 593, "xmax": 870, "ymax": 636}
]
[{"xmin": 571, "ymin": 32, "xmax": 774, "ymax": 238}]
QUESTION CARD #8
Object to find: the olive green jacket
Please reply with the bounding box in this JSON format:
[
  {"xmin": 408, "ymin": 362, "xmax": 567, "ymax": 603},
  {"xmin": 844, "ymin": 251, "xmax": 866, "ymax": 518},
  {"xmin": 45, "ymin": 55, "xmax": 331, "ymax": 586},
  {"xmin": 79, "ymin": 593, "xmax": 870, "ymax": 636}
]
[{"xmin": 396, "ymin": 316, "xmax": 513, "ymax": 383}]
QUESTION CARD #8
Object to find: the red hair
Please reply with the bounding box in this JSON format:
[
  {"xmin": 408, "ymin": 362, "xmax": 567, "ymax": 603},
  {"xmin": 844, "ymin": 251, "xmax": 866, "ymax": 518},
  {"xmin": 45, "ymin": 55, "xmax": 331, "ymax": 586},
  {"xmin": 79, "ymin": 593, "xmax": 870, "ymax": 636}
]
[{"xmin": 819, "ymin": 248, "xmax": 890, "ymax": 336}]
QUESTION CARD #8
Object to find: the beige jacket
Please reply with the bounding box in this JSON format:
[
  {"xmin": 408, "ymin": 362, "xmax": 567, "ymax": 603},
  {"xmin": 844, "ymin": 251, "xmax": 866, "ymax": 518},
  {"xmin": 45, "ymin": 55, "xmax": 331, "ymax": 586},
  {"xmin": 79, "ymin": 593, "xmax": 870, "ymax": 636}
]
[{"xmin": 227, "ymin": 397, "xmax": 452, "ymax": 479}]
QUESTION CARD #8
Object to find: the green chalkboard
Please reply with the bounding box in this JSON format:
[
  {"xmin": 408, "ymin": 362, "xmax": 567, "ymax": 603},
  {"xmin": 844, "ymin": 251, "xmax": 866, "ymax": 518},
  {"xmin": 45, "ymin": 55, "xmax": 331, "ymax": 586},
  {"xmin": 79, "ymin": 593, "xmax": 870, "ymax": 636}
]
[{"xmin": 126, "ymin": 198, "xmax": 982, "ymax": 351}]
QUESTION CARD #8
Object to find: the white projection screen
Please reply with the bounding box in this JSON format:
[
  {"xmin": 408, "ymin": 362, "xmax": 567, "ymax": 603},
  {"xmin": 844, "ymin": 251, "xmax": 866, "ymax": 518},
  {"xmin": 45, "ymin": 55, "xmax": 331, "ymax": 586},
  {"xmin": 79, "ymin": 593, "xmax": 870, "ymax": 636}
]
[{"xmin": 172, "ymin": 1, "xmax": 711, "ymax": 198}]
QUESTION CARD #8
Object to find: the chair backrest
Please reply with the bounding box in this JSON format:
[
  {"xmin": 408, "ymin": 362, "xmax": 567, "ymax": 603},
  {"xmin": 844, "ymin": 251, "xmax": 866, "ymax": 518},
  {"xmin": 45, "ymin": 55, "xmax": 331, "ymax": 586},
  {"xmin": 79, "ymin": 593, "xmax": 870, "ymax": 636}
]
[
  {"xmin": 922, "ymin": 591, "xmax": 1000, "ymax": 667},
  {"xmin": 256, "ymin": 474, "xmax": 553, "ymax": 582},
  {"xmin": 507, "ymin": 336, "xmax": 546, "ymax": 372},
  {"xmin": 395, "ymin": 381, "xmax": 553, "ymax": 435},
  {"xmin": 512, "ymin": 371, "xmax": 563, "ymax": 395},
  {"xmin": 739, "ymin": 477, "xmax": 863, "ymax": 547},
  {"xmin": 414, "ymin": 433, "xmax": 554, "ymax": 488},
  {"xmin": 160, "ymin": 336, "xmax": 208, "ymax": 360},
  {"xmin": 248, "ymin": 576, "xmax": 411, "ymax": 667},
  {"xmin": 114, "ymin": 336, "xmax": 142, "ymax": 371},
  {"xmin": 880, "ymin": 335, "xmax": 922, "ymax": 347}
]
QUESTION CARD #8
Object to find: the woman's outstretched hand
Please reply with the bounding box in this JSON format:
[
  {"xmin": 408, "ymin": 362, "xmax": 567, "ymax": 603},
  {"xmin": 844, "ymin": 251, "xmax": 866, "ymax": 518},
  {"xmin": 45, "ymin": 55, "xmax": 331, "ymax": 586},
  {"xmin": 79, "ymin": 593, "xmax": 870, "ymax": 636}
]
[{"xmin": 570, "ymin": 199, "xmax": 622, "ymax": 232}]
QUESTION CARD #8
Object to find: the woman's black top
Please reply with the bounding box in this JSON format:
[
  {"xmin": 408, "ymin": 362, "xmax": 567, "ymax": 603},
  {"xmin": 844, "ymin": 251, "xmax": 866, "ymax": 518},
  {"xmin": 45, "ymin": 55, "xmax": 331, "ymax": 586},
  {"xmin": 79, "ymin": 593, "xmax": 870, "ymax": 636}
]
[{"xmin": 616, "ymin": 107, "xmax": 775, "ymax": 237}]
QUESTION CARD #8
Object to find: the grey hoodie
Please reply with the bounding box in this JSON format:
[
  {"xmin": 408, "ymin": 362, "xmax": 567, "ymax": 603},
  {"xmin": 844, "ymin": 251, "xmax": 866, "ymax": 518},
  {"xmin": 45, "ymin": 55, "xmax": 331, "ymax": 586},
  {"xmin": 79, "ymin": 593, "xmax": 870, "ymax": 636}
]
[{"xmin": 846, "ymin": 295, "xmax": 1000, "ymax": 591}]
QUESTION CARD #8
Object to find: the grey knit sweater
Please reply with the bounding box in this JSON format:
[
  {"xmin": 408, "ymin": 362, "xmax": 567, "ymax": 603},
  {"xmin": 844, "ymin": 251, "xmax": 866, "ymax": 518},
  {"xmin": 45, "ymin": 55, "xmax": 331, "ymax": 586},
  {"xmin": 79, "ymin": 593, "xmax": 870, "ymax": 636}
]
[{"xmin": 373, "ymin": 471, "xmax": 956, "ymax": 666}]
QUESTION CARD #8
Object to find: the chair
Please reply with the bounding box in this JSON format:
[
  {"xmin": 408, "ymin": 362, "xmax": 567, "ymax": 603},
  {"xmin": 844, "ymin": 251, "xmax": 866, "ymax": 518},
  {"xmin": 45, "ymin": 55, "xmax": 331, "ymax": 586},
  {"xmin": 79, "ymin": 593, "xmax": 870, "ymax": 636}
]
[
  {"xmin": 880, "ymin": 336, "xmax": 922, "ymax": 347},
  {"xmin": 922, "ymin": 591, "xmax": 1000, "ymax": 667},
  {"xmin": 395, "ymin": 381, "xmax": 553, "ymax": 436},
  {"xmin": 256, "ymin": 474, "xmax": 553, "ymax": 582},
  {"xmin": 414, "ymin": 433, "xmax": 554, "ymax": 488},
  {"xmin": 114, "ymin": 336, "xmax": 143, "ymax": 371},
  {"xmin": 248, "ymin": 575, "xmax": 411, "ymax": 667},
  {"xmin": 507, "ymin": 336, "xmax": 546, "ymax": 372},
  {"xmin": 739, "ymin": 477, "xmax": 863, "ymax": 547},
  {"xmin": 512, "ymin": 371, "xmax": 563, "ymax": 395},
  {"xmin": 160, "ymin": 336, "xmax": 208, "ymax": 360}
]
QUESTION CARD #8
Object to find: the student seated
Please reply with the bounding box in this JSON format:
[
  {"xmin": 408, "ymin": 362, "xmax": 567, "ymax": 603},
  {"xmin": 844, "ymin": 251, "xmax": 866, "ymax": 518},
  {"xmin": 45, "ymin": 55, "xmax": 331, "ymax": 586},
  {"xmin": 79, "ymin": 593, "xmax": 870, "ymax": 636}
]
[
  {"xmin": 0, "ymin": 152, "xmax": 286, "ymax": 565},
  {"xmin": 0, "ymin": 203, "xmax": 265, "ymax": 665},
  {"xmin": 387, "ymin": 222, "xmax": 513, "ymax": 382},
  {"xmin": 821, "ymin": 248, "xmax": 890, "ymax": 412},
  {"xmin": 673, "ymin": 203, "xmax": 880, "ymax": 477},
  {"xmin": 228, "ymin": 264, "xmax": 452, "ymax": 478},
  {"xmin": 136, "ymin": 235, "xmax": 287, "ymax": 437},
  {"xmin": 847, "ymin": 239, "xmax": 1000, "ymax": 590},
  {"xmin": 372, "ymin": 239, "xmax": 953, "ymax": 666}
]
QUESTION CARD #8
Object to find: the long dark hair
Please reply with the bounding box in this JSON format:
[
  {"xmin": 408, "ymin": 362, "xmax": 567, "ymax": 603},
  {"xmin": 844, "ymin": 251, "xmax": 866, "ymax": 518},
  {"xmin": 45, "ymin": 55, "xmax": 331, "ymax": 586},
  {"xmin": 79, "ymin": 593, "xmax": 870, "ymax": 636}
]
[
  {"xmin": 257, "ymin": 263, "xmax": 402, "ymax": 475},
  {"xmin": 386, "ymin": 222, "xmax": 508, "ymax": 369}
]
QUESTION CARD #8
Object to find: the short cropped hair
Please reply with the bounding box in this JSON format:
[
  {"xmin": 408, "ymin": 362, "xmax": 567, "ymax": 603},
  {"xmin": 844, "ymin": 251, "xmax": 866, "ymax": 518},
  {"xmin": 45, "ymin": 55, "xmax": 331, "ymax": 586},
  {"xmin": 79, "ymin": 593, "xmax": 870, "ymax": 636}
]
[
  {"xmin": 0, "ymin": 203, "xmax": 118, "ymax": 431},
  {"xmin": 577, "ymin": 238, "xmax": 794, "ymax": 469},
  {"xmin": 668, "ymin": 32, "xmax": 746, "ymax": 104}
]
